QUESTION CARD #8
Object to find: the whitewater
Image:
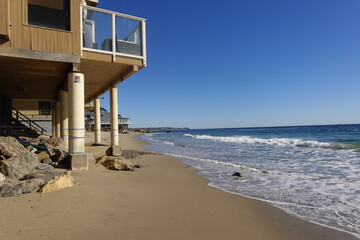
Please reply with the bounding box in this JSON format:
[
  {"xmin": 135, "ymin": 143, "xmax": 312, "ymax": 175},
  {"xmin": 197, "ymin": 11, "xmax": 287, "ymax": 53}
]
[{"xmin": 138, "ymin": 124, "xmax": 360, "ymax": 239}]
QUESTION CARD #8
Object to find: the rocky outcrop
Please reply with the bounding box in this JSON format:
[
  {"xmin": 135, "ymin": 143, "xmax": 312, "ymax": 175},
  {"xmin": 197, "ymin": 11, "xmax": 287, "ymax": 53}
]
[
  {"xmin": 38, "ymin": 172, "xmax": 75, "ymax": 193},
  {"xmin": 134, "ymin": 129, "xmax": 151, "ymax": 133},
  {"xmin": 0, "ymin": 152, "xmax": 38, "ymax": 179},
  {"xmin": 96, "ymin": 156, "xmax": 133, "ymax": 171},
  {"xmin": 0, "ymin": 136, "xmax": 28, "ymax": 159},
  {"xmin": 0, "ymin": 178, "xmax": 46, "ymax": 197}
]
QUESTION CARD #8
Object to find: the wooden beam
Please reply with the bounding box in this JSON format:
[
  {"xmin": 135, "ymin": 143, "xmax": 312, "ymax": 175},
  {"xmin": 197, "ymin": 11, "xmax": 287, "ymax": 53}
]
[
  {"xmin": 121, "ymin": 65, "xmax": 139, "ymax": 80},
  {"xmin": 0, "ymin": 47, "xmax": 80, "ymax": 63}
]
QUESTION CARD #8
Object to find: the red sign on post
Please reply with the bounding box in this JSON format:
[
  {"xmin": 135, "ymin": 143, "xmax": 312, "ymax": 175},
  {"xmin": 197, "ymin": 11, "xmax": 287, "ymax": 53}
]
[{"xmin": 74, "ymin": 76, "xmax": 81, "ymax": 83}]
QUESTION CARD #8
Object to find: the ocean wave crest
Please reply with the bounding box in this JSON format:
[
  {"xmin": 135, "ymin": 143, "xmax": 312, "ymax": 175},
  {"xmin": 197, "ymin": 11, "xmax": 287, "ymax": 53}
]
[{"xmin": 184, "ymin": 134, "xmax": 334, "ymax": 149}]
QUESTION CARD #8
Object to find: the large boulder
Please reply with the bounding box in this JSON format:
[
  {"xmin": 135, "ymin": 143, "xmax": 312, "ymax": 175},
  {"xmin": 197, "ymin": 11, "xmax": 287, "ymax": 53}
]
[
  {"xmin": 38, "ymin": 172, "xmax": 75, "ymax": 193},
  {"xmin": 0, "ymin": 136, "xmax": 28, "ymax": 159},
  {"xmin": 0, "ymin": 152, "xmax": 38, "ymax": 179},
  {"xmin": 0, "ymin": 178, "xmax": 46, "ymax": 197},
  {"xmin": 96, "ymin": 156, "xmax": 133, "ymax": 171}
]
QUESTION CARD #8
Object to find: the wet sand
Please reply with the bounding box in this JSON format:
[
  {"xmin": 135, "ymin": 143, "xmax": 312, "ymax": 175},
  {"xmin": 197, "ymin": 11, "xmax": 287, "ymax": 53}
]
[{"xmin": 0, "ymin": 132, "xmax": 357, "ymax": 240}]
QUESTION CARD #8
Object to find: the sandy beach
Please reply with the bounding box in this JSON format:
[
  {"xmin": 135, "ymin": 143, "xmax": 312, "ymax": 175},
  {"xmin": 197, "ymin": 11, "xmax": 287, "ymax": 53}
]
[{"xmin": 0, "ymin": 132, "xmax": 357, "ymax": 240}]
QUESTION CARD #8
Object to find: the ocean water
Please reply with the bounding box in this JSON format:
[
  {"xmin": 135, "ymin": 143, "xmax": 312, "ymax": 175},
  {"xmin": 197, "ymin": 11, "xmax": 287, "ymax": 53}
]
[{"xmin": 137, "ymin": 124, "xmax": 360, "ymax": 238}]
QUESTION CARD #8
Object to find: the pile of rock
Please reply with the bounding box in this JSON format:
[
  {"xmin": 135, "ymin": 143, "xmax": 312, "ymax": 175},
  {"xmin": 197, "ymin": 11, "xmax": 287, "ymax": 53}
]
[
  {"xmin": 134, "ymin": 129, "xmax": 151, "ymax": 133},
  {"xmin": 0, "ymin": 136, "xmax": 74, "ymax": 197}
]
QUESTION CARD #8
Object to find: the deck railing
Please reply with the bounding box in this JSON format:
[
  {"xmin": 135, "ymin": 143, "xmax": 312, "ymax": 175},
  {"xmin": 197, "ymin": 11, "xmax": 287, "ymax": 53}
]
[{"xmin": 81, "ymin": 5, "xmax": 146, "ymax": 65}]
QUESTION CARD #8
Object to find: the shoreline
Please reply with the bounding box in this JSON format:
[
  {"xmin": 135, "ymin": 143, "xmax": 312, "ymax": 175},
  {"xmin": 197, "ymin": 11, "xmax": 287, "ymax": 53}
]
[
  {"xmin": 0, "ymin": 132, "xmax": 357, "ymax": 240},
  {"xmin": 135, "ymin": 132, "xmax": 359, "ymax": 240}
]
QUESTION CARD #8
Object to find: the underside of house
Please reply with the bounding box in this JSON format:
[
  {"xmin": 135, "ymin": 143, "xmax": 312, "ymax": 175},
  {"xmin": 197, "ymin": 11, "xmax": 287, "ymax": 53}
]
[{"xmin": 0, "ymin": 0, "xmax": 146, "ymax": 169}]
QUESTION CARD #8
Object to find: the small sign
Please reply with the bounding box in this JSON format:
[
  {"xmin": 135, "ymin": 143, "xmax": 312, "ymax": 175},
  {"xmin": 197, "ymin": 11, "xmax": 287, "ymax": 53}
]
[{"xmin": 74, "ymin": 76, "xmax": 81, "ymax": 83}]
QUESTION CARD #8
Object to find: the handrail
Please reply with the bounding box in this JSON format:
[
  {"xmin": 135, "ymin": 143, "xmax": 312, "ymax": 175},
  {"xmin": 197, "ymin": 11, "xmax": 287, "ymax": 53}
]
[
  {"xmin": 12, "ymin": 107, "xmax": 47, "ymax": 134},
  {"xmin": 81, "ymin": 5, "xmax": 146, "ymax": 21}
]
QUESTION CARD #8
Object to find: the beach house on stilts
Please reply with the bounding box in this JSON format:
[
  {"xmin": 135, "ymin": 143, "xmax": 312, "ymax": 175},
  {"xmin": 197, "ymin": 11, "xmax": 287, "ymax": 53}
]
[{"xmin": 0, "ymin": 0, "xmax": 147, "ymax": 170}]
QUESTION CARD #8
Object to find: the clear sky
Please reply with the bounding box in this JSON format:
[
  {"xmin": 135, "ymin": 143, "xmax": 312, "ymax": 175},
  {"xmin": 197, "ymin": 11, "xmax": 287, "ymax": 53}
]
[{"xmin": 97, "ymin": 0, "xmax": 360, "ymax": 129}]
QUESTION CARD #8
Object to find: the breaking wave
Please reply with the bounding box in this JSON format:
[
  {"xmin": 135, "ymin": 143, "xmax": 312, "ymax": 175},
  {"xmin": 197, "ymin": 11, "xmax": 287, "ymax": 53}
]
[{"xmin": 184, "ymin": 134, "xmax": 340, "ymax": 149}]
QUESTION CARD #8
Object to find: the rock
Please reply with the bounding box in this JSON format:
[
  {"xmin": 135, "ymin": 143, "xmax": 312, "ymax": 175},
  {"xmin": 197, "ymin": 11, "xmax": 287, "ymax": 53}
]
[
  {"xmin": 38, "ymin": 172, "xmax": 75, "ymax": 193},
  {"xmin": 120, "ymin": 130, "xmax": 130, "ymax": 134},
  {"xmin": 35, "ymin": 164, "xmax": 54, "ymax": 171},
  {"xmin": 96, "ymin": 156, "xmax": 133, "ymax": 171},
  {"xmin": 133, "ymin": 164, "xmax": 142, "ymax": 169},
  {"xmin": 42, "ymin": 138, "xmax": 67, "ymax": 153},
  {"xmin": 18, "ymin": 136, "xmax": 40, "ymax": 145},
  {"xmin": 0, "ymin": 172, "xmax": 5, "ymax": 183},
  {"xmin": 262, "ymin": 170, "xmax": 269, "ymax": 174},
  {"xmin": 23, "ymin": 171, "xmax": 61, "ymax": 183},
  {"xmin": 134, "ymin": 129, "xmax": 151, "ymax": 133},
  {"xmin": 37, "ymin": 152, "xmax": 50, "ymax": 162},
  {"xmin": 0, "ymin": 152, "xmax": 38, "ymax": 179},
  {"xmin": 0, "ymin": 178, "xmax": 46, "ymax": 197},
  {"xmin": 51, "ymin": 149, "xmax": 66, "ymax": 162},
  {"xmin": 232, "ymin": 172, "xmax": 243, "ymax": 177},
  {"xmin": 26, "ymin": 145, "xmax": 37, "ymax": 153},
  {"xmin": 42, "ymin": 156, "xmax": 52, "ymax": 164},
  {"xmin": 0, "ymin": 136, "xmax": 29, "ymax": 159}
]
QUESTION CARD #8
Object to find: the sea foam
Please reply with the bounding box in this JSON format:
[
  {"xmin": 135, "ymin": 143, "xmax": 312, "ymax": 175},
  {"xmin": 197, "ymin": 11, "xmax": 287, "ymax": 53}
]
[{"xmin": 184, "ymin": 134, "xmax": 333, "ymax": 149}]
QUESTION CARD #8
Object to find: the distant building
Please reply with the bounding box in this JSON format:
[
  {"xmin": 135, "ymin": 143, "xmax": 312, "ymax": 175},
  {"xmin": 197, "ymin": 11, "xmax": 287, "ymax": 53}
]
[{"xmin": 85, "ymin": 107, "xmax": 131, "ymax": 130}]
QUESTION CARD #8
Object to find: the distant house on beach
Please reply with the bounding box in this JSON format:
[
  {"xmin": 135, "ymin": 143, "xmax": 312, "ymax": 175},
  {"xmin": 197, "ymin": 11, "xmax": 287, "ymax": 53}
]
[
  {"xmin": 85, "ymin": 106, "xmax": 131, "ymax": 130},
  {"xmin": 0, "ymin": 0, "xmax": 147, "ymax": 170}
]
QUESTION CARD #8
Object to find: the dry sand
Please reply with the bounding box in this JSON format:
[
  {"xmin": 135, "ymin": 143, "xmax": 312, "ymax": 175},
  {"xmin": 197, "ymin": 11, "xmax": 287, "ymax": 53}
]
[{"xmin": 0, "ymin": 132, "xmax": 357, "ymax": 240}]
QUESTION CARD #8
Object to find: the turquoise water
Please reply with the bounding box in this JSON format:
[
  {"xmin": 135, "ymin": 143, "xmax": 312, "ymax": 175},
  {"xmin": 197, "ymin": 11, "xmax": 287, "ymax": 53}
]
[{"xmin": 138, "ymin": 124, "xmax": 360, "ymax": 238}]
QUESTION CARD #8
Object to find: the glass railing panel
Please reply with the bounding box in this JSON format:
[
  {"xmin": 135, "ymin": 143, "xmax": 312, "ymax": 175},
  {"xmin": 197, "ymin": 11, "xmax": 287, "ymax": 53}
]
[
  {"xmin": 82, "ymin": 8, "xmax": 112, "ymax": 51},
  {"xmin": 115, "ymin": 16, "xmax": 142, "ymax": 56}
]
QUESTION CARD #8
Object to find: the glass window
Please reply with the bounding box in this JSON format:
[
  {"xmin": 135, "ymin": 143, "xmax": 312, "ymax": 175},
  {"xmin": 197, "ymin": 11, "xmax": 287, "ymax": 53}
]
[
  {"xmin": 28, "ymin": 0, "xmax": 70, "ymax": 31},
  {"xmin": 83, "ymin": 9, "xmax": 112, "ymax": 51},
  {"xmin": 115, "ymin": 16, "xmax": 142, "ymax": 56}
]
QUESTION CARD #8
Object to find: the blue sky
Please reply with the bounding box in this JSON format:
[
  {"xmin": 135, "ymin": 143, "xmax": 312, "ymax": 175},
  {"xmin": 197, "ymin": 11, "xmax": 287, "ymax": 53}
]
[{"xmin": 97, "ymin": 0, "xmax": 360, "ymax": 129}]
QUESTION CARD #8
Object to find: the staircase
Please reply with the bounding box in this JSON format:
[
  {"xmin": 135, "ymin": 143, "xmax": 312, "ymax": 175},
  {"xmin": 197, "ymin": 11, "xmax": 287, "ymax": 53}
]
[{"xmin": 12, "ymin": 107, "xmax": 47, "ymax": 135}]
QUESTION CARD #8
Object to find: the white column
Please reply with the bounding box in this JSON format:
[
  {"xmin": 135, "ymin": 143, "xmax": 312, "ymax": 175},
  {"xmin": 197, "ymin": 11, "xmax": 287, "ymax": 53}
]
[
  {"xmin": 68, "ymin": 73, "xmax": 85, "ymax": 154},
  {"xmin": 94, "ymin": 97, "xmax": 101, "ymax": 143},
  {"xmin": 51, "ymin": 106, "xmax": 56, "ymax": 137},
  {"xmin": 60, "ymin": 90, "xmax": 69, "ymax": 151},
  {"xmin": 110, "ymin": 86, "xmax": 119, "ymax": 146},
  {"xmin": 55, "ymin": 101, "xmax": 61, "ymax": 138}
]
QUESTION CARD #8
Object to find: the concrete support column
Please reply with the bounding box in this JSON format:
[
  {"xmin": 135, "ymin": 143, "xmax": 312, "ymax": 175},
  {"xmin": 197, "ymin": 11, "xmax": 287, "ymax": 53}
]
[
  {"xmin": 68, "ymin": 72, "xmax": 88, "ymax": 170},
  {"xmin": 110, "ymin": 86, "xmax": 121, "ymax": 155},
  {"xmin": 60, "ymin": 90, "xmax": 69, "ymax": 151},
  {"xmin": 94, "ymin": 97, "xmax": 101, "ymax": 143},
  {"xmin": 110, "ymin": 86, "xmax": 119, "ymax": 146},
  {"xmin": 51, "ymin": 107, "xmax": 56, "ymax": 137},
  {"xmin": 55, "ymin": 101, "xmax": 61, "ymax": 138}
]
